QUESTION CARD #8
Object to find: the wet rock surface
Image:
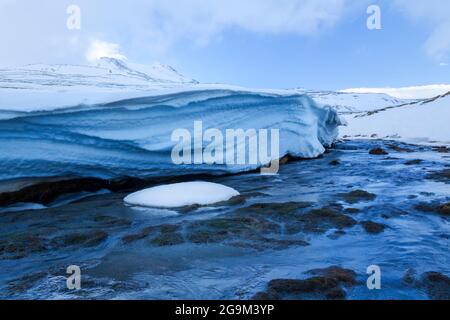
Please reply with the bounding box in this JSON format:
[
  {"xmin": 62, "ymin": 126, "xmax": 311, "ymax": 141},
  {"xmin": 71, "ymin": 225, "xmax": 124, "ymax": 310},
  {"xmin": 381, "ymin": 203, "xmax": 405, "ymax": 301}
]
[
  {"xmin": 427, "ymin": 169, "xmax": 450, "ymax": 183},
  {"xmin": 361, "ymin": 221, "xmax": 386, "ymax": 234},
  {"xmin": 0, "ymin": 140, "xmax": 449, "ymax": 299},
  {"xmin": 252, "ymin": 266, "xmax": 357, "ymax": 300},
  {"xmin": 369, "ymin": 148, "xmax": 389, "ymax": 155},
  {"xmin": 340, "ymin": 190, "xmax": 377, "ymax": 204},
  {"xmin": 420, "ymin": 272, "xmax": 450, "ymax": 300}
]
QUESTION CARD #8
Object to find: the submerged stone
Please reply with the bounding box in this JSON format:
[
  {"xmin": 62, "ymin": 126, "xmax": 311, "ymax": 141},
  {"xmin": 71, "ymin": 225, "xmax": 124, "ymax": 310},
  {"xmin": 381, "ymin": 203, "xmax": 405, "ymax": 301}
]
[
  {"xmin": 252, "ymin": 266, "xmax": 357, "ymax": 300},
  {"xmin": 50, "ymin": 230, "xmax": 108, "ymax": 249},
  {"xmin": 421, "ymin": 272, "xmax": 450, "ymax": 300},
  {"xmin": 361, "ymin": 221, "xmax": 386, "ymax": 234},
  {"xmin": 341, "ymin": 190, "xmax": 377, "ymax": 204},
  {"xmin": 369, "ymin": 148, "xmax": 389, "ymax": 155}
]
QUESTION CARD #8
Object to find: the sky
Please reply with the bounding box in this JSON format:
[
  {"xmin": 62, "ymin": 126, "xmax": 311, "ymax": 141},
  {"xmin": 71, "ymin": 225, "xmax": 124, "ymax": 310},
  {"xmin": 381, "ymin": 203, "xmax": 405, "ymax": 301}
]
[{"xmin": 0, "ymin": 0, "xmax": 449, "ymax": 90}]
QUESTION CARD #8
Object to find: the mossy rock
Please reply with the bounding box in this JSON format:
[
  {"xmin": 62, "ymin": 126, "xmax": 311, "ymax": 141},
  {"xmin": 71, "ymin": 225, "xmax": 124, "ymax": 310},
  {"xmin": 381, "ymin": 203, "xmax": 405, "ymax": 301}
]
[
  {"xmin": 187, "ymin": 216, "xmax": 279, "ymax": 244},
  {"xmin": 341, "ymin": 190, "xmax": 376, "ymax": 204},
  {"xmin": 361, "ymin": 221, "xmax": 386, "ymax": 234},
  {"xmin": 369, "ymin": 148, "xmax": 389, "ymax": 155},
  {"xmin": 150, "ymin": 232, "xmax": 184, "ymax": 247},
  {"xmin": 237, "ymin": 202, "xmax": 313, "ymax": 219},
  {"xmin": 50, "ymin": 230, "xmax": 108, "ymax": 249},
  {"xmin": 252, "ymin": 265, "xmax": 357, "ymax": 300},
  {"xmin": 420, "ymin": 272, "xmax": 450, "ymax": 300},
  {"xmin": 287, "ymin": 207, "xmax": 357, "ymax": 234},
  {"xmin": 93, "ymin": 215, "xmax": 132, "ymax": 227},
  {"xmin": 427, "ymin": 169, "xmax": 450, "ymax": 183},
  {"xmin": 0, "ymin": 234, "xmax": 47, "ymax": 259},
  {"xmin": 404, "ymin": 159, "xmax": 423, "ymax": 165}
]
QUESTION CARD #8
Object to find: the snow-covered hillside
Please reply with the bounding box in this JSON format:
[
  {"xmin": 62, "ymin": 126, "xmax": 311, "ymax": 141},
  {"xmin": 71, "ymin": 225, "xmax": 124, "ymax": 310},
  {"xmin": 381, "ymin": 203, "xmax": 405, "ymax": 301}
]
[
  {"xmin": 300, "ymin": 90, "xmax": 411, "ymax": 113},
  {"xmin": 0, "ymin": 58, "xmax": 198, "ymax": 112},
  {"xmin": 341, "ymin": 85, "xmax": 450, "ymax": 99},
  {"xmin": 340, "ymin": 92, "xmax": 450, "ymax": 145}
]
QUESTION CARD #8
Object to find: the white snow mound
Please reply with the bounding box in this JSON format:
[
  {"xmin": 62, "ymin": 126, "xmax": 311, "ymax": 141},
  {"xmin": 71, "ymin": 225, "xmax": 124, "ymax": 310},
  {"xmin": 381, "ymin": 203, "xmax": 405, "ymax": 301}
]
[{"xmin": 124, "ymin": 182, "xmax": 240, "ymax": 208}]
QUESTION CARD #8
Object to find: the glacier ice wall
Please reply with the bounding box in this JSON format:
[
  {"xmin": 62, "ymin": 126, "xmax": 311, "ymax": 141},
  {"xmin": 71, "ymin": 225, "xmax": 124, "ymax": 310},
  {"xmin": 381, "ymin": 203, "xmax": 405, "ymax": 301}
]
[{"xmin": 0, "ymin": 90, "xmax": 342, "ymax": 181}]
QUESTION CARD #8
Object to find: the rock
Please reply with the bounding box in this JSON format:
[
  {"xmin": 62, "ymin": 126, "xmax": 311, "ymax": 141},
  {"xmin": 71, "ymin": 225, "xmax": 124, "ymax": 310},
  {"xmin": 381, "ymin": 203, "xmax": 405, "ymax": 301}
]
[
  {"xmin": 403, "ymin": 268, "xmax": 417, "ymax": 285},
  {"xmin": 329, "ymin": 160, "xmax": 341, "ymax": 166},
  {"xmin": 50, "ymin": 230, "xmax": 108, "ymax": 249},
  {"xmin": 369, "ymin": 148, "xmax": 389, "ymax": 155},
  {"xmin": 287, "ymin": 207, "xmax": 357, "ymax": 234},
  {"xmin": 212, "ymin": 195, "xmax": 247, "ymax": 207},
  {"xmin": 387, "ymin": 144, "xmax": 413, "ymax": 153},
  {"xmin": 328, "ymin": 230, "xmax": 346, "ymax": 240},
  {"xmin": 251, "ymin": 290, "xmax": 279, "ymax": 300},
  {"xmin": 427, "ymin": 169, "xmax": 450, "ymax": 183},
  {"xmin": 404, "ymin": 159, "xmax": 423, "ymax": 165},
  {"xmin": 6, "ymin": 272, "xmax": 48, "ymax": 294},
  {"xmin": 0, "ymin": 234, "xmax": 47, "ymax": 259},
  {"xmin": 361, "ymin": 221, "xmax": 386, "ymax": 234},
  {"xmin": 93, "ymin": 215, "xmax": 132, "ymax": 227},
  {"xmin": 268, "ymin": 277, "xmax": 338, "ymax": 293},
  {"xmin": 252, "ymin": 266, "xmax": 357, "ymax": 300},
  {"xmin": 122, "ymin": 224, "xmax": 180, "ymax": 244},
  {"xmin": 415, "ymin": 202, "xmax": 450, "ymax": 216},
  {"xmin": 344, "ymin": 208, "xmax": 360, "ymax": 214},
  {"xmin": 432, "ymin": 146, "xmax": 450, "ymax": 153},
  {"xmin": 307, "ymin": 266, "xmax": 357, "ymax": 286},
  {"xmin": 439, "ymin": 203, "xmax": 450, "ymax": 215},
  {"xmin": 237, "ymin": 202, "xmax": 313, "ymax": 217},
  {"xmin": 415, "ymin": 202, "xmax": 436, "ymax": 213},
  {"xmin": 187, "ymin": 216, "xmax": 279, "ymax": 244},
  {"xmin": 150, "ymin": 232, "xmax": 184, "ymax": 247},
  {"xmin": 325, "ymin": 287, "xmax": 347, "ymax": 300},
  {"xmin": 341, "ymin": 190, "xmax": 377, "ymax": 204},
  {"xmin": 0, "ymin": 177, "xmax": 110, "ymax": 206},
  {"xmin": 420, "ymin": 272, "xmax": 450, "ymax": 300}
]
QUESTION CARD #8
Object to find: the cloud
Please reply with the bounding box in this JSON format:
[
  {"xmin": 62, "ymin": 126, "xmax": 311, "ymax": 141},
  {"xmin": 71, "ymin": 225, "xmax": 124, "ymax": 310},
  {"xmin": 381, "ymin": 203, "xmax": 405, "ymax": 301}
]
[
  {"xmin": 86, "ymin": 40, "xmax": 127, "ymax": 62},
  {"xmin": 393, "ymin": 0, "xmax": 450, "ymax": 61},
  {"xmin": 0, "ymin": 0, "xmax": 360, "ymax": 66}
]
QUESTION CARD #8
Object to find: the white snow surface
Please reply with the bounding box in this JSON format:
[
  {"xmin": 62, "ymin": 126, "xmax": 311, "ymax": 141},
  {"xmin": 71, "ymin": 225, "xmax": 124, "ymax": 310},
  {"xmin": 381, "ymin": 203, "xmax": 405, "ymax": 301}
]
[
  {"xmin": 340, "ymin": 92, "xmax": 450, "ymax": 145},
  {"xmin": 300, "ymin": 90, "xmax": 410, "ymax": 113},
  {"xmin": 0, "ymin": 57, "xmax": 198, "ymax": 112},
  {"xmin": 123, "ymin": 182, "xmax": 240, "ymax": 208},
  {"xmin": 0, "ymin": 57, "xmax": 412, "ymax": 114},
  {"xmin": 341, "ymin": 85, "xmax": 450, "ymax": 100}
]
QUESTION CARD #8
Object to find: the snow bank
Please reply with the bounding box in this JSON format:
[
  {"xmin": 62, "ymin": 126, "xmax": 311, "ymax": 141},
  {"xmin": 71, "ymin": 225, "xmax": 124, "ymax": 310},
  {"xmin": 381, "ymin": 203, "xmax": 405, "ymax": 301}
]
[
  {"xmin": 0, "ymin": 89, "xmax": 342, "ymax": 181},
  {"xmin": 341, "ymin": 93, "xmax": 450, "ymax": 145},
  {"xmin": 124, "ymin": 182, "xmax": 239, "ymax": 208}
]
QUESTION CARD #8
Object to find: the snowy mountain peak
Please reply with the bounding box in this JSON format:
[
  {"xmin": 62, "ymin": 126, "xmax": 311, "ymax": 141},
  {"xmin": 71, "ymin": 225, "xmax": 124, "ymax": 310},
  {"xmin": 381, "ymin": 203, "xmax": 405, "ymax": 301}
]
[
  {"xmin": 91, "ymin": 57, "xmax": 197, "ymax": 84},
  {"xmin": 0, "ymin": 58, "xmax": 199, "ymax": 112}
]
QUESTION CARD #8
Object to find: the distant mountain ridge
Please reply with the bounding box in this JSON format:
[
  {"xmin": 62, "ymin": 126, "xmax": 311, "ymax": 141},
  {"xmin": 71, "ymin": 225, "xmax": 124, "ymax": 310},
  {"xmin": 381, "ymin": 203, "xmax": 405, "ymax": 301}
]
[{"xmin": 0, "ymin": 57, "xmax": 197, "ymax": 91}]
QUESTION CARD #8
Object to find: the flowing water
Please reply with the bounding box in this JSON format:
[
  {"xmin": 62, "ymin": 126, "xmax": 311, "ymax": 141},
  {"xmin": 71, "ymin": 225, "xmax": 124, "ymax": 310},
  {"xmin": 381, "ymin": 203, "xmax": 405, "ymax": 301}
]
[{"xmin": 0, "ymin": 140, "xmax": 449, "ymax": 299}]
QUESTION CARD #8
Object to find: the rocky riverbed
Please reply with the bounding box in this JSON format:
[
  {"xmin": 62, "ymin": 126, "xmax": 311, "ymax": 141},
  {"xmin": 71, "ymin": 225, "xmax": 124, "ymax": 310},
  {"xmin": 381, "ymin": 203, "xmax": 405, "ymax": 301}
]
[{"xmin": 0, "ymin": 140, "xmax": 449, "ymax": 299}]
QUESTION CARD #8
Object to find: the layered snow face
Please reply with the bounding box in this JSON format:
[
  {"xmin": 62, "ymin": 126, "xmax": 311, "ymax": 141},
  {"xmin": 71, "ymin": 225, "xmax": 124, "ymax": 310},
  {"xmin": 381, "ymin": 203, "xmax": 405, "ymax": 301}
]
[
  {"xmin": 0, "ymin": 89, "xmax": 342, "ymax": 181},
  {"xmin": 124, "ymin": 182, "xmax": 240, "ymax": 208},
  {"xmin": 340, "ymin": 92, "xmax": 450, "ymax": 145}
]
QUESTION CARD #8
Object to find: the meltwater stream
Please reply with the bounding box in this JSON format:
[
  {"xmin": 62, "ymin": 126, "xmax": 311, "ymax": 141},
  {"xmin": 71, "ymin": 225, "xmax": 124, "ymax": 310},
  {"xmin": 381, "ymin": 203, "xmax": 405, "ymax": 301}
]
[{"xmin": 0, "ymin": 140, "xmax": 449, "ymax": 299}]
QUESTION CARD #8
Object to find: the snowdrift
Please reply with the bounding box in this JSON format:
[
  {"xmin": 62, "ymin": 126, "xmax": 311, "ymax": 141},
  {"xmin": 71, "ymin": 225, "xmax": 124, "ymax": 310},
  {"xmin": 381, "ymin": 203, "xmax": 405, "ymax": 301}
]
[{"xmin": 0, "ymin": 90, "xmax": 342, "ymax": 181}]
